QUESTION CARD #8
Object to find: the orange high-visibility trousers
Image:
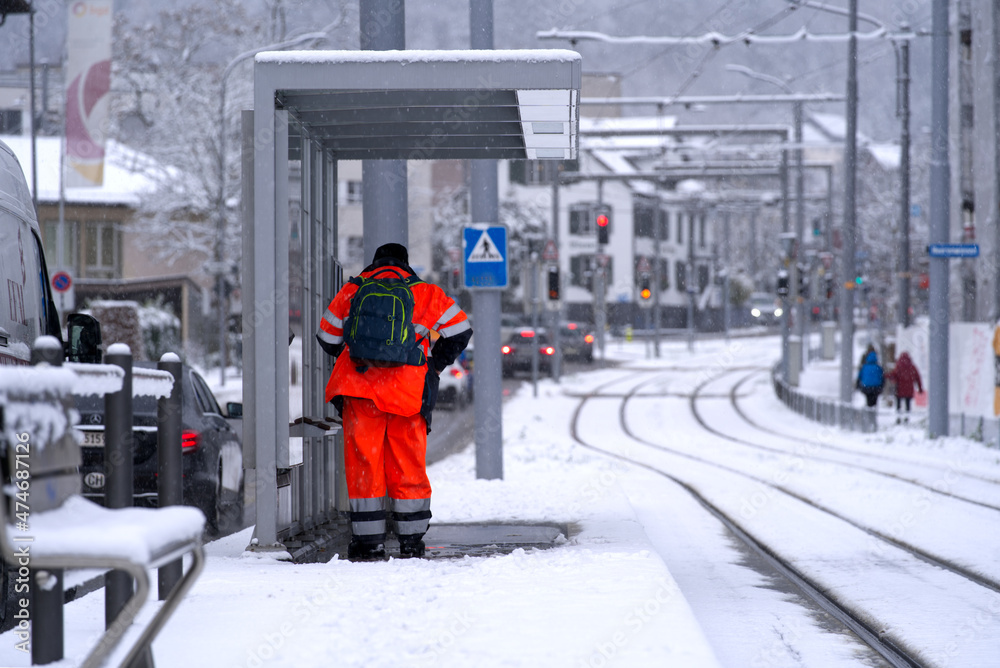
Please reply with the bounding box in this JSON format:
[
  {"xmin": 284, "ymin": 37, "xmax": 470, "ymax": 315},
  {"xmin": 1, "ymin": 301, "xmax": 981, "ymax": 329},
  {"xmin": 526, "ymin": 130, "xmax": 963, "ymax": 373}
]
[{"xmin": 342, "ymin": 397, "xmax": 431, "ymax": 542}]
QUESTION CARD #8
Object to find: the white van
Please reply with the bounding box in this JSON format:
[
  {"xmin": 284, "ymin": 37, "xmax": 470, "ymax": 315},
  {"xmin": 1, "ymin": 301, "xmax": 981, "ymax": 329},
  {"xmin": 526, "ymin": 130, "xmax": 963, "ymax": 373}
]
[{"xmin": 0, "ymin": 139, "xmax": 100, "ymax": 364}]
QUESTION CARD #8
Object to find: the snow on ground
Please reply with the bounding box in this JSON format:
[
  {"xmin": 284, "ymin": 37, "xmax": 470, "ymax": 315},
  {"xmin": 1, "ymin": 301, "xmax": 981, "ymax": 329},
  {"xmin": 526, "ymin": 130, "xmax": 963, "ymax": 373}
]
[{"xmin": 1, "ymin": 334, "xmax": 996, "ymax": 667}]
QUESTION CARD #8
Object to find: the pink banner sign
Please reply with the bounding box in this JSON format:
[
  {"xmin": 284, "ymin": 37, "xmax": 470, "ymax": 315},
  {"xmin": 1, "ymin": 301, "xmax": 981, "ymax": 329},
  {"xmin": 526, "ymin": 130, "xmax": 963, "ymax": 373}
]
[{"xmin": 65, "ymin": 0, "xmax": 113, "ymax": 187}]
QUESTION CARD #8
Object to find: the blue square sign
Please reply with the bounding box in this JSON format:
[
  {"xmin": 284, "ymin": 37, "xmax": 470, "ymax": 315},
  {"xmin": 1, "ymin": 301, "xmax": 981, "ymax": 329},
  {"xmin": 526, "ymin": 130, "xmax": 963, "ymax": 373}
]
[{"xmin": 463, "ymin": 226, "xmax": 508, "ymax": 289}]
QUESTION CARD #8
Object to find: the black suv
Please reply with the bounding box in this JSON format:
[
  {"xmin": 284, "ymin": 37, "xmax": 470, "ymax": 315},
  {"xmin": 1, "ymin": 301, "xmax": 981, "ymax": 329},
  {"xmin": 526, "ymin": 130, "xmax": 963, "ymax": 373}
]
[{"xmin": 75, "ymin": 362, "xmax": 244, "ymax": 536}]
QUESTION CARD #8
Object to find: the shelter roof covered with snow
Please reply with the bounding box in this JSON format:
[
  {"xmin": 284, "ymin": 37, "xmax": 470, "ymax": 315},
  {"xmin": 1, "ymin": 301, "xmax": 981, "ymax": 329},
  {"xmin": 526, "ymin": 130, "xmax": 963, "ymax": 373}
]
[{"xmin": 255, "ymin": 49, "xmax": 582, "ymax": 161}]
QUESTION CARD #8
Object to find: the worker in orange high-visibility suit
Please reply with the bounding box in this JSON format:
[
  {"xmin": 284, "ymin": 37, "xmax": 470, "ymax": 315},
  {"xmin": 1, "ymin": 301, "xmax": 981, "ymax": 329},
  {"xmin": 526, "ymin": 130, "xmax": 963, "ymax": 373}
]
[{"xmin": 316, "ymin": 243, "xmax": 472, "ymax": 561}]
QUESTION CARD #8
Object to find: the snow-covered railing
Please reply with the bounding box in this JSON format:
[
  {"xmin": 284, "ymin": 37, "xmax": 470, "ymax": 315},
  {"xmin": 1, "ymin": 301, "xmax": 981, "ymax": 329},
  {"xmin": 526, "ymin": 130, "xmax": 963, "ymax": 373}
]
[
  {"xmin": 0, "ymin": 337, "xmax": 204, "ymax": 667},
  {"xmin": 771, "ymin": 363, "xmax": 877, "ymax": 434}
]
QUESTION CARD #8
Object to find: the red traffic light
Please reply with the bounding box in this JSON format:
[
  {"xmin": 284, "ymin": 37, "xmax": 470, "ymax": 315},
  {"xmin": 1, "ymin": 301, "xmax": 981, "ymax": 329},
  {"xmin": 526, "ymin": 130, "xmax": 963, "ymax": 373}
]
[{"xmin": 596, "ymin": 213, "xmax": 610, "ymax": 227}]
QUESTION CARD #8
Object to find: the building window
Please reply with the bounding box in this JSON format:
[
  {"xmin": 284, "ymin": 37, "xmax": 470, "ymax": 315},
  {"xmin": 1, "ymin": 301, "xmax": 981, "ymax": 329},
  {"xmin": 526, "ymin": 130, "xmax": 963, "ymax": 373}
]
[
  {"xmin": 344, "ymin": 236, "xmax": 364, "ymax": 266},
  {"xmin": 659, "ymin": 209, "xmax": 671, "ymax": 243},
  {"xmin": 509, "ymin": 159, "xmax": 578, "ymax": 186},
  {"xmin": 633, "ymin": 200, "xmax": 655, "ymax": 239},
  {"xmin": 675, "ymin": 261, "xmax": 687, "ymax": 293},
  {"xmin": 341, "ymin": 180, "xmax": 363, "ymax": 204},
  {"xmin": 42, "ymin": 220, "xmax": 77, "ymax": 271},
  {"xmin": 0, "ymin": 109, "xmax": 23, "ymax": 134},
  {"xmin": 84, "ymin": 221, "xmax": 119, "ymax": 279},
  {"xmin": 677, "ymin": 213, "xmax": 684, "ymax": 245},
  {"xmin": 569, "ymin": 205, "xmax": 594, "ymax": 236},
  {"xmin": 698, "ymin": 265, "xmax": 710, "ymax": 292},
  {"xmin": 699, "ymin": 214, "xmax": 707, "ymax": 248},
  {"xmin": 570, "ymin": 254, "xmax": 613, "ymax": 289},
  {"xmin": 658, "ymin": 258, "xmax": 670, "ymax": 291}
]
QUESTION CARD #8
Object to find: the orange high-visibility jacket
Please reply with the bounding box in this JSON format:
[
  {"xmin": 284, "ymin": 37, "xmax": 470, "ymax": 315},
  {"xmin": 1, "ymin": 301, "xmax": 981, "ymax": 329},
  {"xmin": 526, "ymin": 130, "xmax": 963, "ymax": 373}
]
[{"xmin": 316, "ymin": 263, "xmax": 471, "ymax": 416}]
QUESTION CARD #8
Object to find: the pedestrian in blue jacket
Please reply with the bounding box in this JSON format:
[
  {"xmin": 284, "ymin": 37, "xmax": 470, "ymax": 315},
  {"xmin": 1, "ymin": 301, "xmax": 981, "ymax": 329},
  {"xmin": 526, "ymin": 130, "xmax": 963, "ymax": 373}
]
[{"xmin": 856, "ymin": 350, "xmax": 884, "ymax": 408}]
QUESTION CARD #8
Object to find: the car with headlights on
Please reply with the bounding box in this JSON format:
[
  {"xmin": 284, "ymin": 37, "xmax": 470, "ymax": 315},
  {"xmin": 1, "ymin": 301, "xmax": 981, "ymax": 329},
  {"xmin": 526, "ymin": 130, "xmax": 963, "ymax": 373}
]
[{"xmin": 748, "ymin": 293, "xmax": 782, "ymax": 327}]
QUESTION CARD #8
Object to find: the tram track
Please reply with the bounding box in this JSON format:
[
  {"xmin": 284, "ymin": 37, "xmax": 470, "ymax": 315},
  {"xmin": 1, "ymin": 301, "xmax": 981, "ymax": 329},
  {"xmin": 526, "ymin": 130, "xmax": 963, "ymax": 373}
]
[
  {"xmin": 567, "ymin": 366, "xmax": 1000, "ymax": 668},
  {"xmin": 726, "ymin": 370, "xmax": 1000, "ymax": 494}
]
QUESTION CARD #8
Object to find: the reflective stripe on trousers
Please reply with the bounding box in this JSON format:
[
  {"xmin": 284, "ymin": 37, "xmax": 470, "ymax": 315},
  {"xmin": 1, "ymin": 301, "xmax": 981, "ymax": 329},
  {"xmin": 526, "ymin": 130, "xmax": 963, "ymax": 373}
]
[
  {"xmin": 390, "ymin": 497, "xmax": 431, "ymax": 538},
  {"xmin": 349, "ymin": 496, "xmax": 386, "ymax": 541}
]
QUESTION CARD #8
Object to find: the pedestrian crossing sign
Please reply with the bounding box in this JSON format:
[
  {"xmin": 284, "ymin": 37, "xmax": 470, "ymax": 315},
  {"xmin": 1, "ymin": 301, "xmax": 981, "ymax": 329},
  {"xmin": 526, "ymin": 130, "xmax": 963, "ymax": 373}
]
[{"xmin": 463, "ymin": 225, "xmax": 508, "ymax": 289}]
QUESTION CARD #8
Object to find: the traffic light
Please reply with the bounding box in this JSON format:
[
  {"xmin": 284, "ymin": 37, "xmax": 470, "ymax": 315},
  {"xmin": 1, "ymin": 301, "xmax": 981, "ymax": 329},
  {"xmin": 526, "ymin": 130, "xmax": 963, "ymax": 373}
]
[
  {"xmin": 825, "ymin": 275, "xmax": 834, "ymax": 300},
  {"xmin": 776, "ymin": 270, "xmax": 789, "ymax": 297},
  {"xmin": 547, "ymin": 266, "xmax": 560, "ymax": 301},
  {"xmin": 595, "ymin": 205, "xmax": 611, "ymax": 245},
  {"xmin": 639, "ymin": 276, "xmax": 652, "ymax": 302},
  {"xmin": 797, "ymin": 264, "xmax": 809, "ymax": 297}
]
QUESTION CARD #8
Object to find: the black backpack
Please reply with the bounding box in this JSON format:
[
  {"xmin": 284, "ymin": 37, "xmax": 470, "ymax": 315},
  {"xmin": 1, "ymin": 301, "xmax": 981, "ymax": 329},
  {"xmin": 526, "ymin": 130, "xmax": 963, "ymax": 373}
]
[{"xmin": 343, "ymin": 273, "xmax": 425, "ymax": 368}]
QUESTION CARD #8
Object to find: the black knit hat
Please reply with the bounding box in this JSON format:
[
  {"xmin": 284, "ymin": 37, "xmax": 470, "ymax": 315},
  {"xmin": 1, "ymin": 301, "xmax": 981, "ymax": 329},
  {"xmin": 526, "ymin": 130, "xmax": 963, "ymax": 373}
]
[{"xmin": 372, "ymin": 243, "xmax": 409, "ymax": 265}]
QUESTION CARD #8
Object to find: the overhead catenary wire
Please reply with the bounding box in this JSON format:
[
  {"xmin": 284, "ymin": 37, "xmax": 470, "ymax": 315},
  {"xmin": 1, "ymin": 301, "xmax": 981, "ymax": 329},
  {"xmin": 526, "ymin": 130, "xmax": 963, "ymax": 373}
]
[{"xmin": 537, "ymin": 25, "xmax": 917, "ymax": 47}]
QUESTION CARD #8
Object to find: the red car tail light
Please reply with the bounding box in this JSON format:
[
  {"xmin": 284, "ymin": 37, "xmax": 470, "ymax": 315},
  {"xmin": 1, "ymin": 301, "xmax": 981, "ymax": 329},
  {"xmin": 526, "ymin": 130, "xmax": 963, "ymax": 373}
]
[
  {"xmin": 450, "ymin": 367, "xmax": 464, "ymax": 378},
  {"xmin": 584, "ymin": 334, "xmax": 594, "ymax": 344},
  {"xmin": 182, "ymin": 430, "xmax": 200, "ymax": 453},
  {"xmin": 502, "ymin": 345, "xmax": 513, "ymax": 355},
  {"xmin": 541, "ymin": 346, "xmax": 555, "ymax": 356}
]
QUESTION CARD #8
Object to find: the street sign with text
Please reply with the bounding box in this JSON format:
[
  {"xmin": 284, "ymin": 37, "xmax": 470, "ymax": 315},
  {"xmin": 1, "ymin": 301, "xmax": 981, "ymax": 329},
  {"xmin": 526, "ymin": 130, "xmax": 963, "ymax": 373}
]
[{"xmin": 927, "ymin": 243, "xmax": 979, "ymax": 258}]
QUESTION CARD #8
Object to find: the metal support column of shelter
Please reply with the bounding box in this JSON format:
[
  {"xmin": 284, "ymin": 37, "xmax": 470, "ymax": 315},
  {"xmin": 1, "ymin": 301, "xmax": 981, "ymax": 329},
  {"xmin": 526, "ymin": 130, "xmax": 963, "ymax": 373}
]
[
  {"xmin": 471, "ymin": 0, "xmax": 503, "ymax": 480},
  {"xmin": 247, "ymin": 100, "xmax": 291, "ymax": 550},
  {"xmin": 361, "ymin": 0, "xmax": 408, "ymax": 257}
]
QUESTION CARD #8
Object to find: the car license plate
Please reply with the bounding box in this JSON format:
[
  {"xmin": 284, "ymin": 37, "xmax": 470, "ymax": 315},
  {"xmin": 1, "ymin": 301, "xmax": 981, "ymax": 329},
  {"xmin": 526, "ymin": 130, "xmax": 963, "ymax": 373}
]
[{"xmin": 81, "ymin": 431, "xmax": 104, "ymax": 447}]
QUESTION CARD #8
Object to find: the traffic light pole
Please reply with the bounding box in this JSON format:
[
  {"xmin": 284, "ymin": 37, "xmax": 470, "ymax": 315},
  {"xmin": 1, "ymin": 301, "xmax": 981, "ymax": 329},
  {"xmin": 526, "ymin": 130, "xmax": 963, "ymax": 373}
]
[
  {"xmin": 723, "ymin": 210, "xmax": 731, "ymax": 338},
  {"xmin": 595, "ymin": 182, "xmax": 607, "ymax": 358},
  {"xmin": 550, "ymin": 173, "xmax": 562, "ymax": 382}
]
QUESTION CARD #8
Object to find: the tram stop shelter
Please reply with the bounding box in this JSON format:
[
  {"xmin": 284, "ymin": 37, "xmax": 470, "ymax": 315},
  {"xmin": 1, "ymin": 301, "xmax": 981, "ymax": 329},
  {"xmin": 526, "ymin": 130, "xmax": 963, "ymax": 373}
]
[{"xmin": 244, "ymin": 49, "xmax": 581, "ymax": 551}]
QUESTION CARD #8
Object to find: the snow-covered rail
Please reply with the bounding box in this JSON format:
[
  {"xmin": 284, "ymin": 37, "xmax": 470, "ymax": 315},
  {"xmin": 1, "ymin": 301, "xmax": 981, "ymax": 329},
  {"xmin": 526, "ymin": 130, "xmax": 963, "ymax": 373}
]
[{"xmin": 567, "ymin": 362, "xmax": 1000, "ymax": 667}]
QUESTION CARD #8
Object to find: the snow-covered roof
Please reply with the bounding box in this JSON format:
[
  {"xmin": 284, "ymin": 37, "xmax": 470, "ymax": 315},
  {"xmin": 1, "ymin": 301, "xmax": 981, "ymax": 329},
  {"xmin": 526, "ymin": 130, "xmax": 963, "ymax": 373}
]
[
  {"xmin": 580, "ymin": 116, "xmax": 678, "ymax": 133},
  {"xmin": 256, "ymin": 48, "xmax": 582, "ymax": 66},
  {"xmin": 865, "ymin": 142, "xmax": 902, "ymax": 170},
  {"xmin": 806, "ymin": 112, "xmax": 900, "ymax": 169},
  {"xmin": 0, "ymin": 135, "xmax": 161, "ymax": 207}
]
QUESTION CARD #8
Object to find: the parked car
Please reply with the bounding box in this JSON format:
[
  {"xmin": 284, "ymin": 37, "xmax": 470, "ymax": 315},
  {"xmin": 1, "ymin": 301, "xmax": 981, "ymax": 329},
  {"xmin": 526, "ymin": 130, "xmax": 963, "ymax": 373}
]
[
  {"xmin": 436, "ymin": 359, "xmax": 471, "ymax": 410},
  {"xmin": 749, "ymin": 293, "xmax": 782, "ymax": 327},
  {"xmin": 74, "ymin": 362, "xmax": 244, "ymax": 536},
  {"xmin": 559, "ymin": 321, "xmax": 595, "ymax": 363},
  {"xmin": 501, "ymin": 328, "xmax": 555, "ymax": 377}
]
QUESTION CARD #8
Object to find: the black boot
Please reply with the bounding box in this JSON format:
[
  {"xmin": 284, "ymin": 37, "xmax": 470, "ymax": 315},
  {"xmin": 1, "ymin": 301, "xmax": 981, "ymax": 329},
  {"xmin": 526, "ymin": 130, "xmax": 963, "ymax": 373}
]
[
  {"xmin": 398, "ymin": 535, "xmax": 425, "ymax": 558},
  {"xmin": 347, "ymin": 538, "xmax": 387, "ymax": 562}
]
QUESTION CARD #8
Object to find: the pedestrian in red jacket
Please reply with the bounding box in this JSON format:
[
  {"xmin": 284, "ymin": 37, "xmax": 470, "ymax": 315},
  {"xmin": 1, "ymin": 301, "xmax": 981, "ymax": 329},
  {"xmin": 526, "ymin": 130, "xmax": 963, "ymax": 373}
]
[{"xmin": 888, "ymin": 352, "xmax": 923, "ymax": 423}]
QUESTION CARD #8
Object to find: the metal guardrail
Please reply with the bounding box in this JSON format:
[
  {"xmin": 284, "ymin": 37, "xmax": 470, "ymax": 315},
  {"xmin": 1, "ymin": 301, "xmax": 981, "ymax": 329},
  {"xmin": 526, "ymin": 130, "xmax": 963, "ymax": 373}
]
[
  {"xmin": 950, "ymin": 414, "xmax": 1000, "ymax": 447},
  {"xmin": 771, "ymin": 363, "xmax": 877, "ymax": 433},
  {"xmin": 0, "ymin": 337, "xmax": 201, "ymax": 667}
]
